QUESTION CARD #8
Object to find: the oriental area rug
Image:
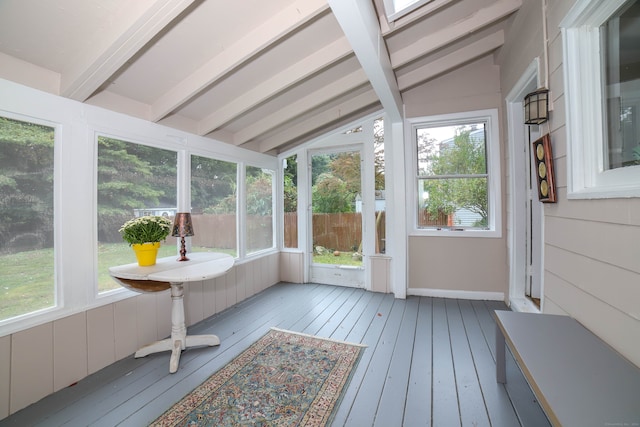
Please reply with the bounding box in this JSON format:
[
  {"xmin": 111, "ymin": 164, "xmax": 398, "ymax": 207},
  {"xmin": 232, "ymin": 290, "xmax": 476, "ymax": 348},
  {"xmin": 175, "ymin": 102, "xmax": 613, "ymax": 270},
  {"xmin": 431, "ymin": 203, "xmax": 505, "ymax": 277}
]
[{"xmin": 150, "ymin": 328, "xmax": 366, "ymax": 427}]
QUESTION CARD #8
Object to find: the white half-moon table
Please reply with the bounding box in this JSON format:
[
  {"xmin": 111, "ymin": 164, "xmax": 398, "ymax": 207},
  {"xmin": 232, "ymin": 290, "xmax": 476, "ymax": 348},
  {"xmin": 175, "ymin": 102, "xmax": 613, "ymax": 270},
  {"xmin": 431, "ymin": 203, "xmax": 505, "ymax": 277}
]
[{"xmin": 109, "ymin": 252, "xmax": 234, "ymax": 373}]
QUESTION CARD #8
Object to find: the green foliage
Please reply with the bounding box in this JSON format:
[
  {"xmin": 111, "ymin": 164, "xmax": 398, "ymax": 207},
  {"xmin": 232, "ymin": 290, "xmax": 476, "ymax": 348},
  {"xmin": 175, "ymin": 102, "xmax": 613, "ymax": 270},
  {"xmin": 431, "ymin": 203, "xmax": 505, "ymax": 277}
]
[
  {"xmin": 191, "ymin": 156, "xmax": 237, "ymax": 212},
  {"xmin": 422, "ymin": 128, "xmax": 488, "ymax": 224},
  {"xmin": 283, "ymin": 156, "xmax": 297, "ymax": 212},
  {"xmin": 313, "ymin": 173, "xmax": 354, "ymax": 213},
  {"xmin": 118, "ymin": 215, "xmax": 173, "ymax": 245},
  {"xmin": 311, "ymin": 152, "xmax": 362, "ymax": 214},
  {"xmin": 97, "ymin": 137, "xmax": 177, "ymax": 242},
  {"xmin": 0, "ymin": 117, "xmax": 55, "ymax": 253},
  {"xmin": 246, "ymin": 169, "xmax": 273, "ymax": 216}
]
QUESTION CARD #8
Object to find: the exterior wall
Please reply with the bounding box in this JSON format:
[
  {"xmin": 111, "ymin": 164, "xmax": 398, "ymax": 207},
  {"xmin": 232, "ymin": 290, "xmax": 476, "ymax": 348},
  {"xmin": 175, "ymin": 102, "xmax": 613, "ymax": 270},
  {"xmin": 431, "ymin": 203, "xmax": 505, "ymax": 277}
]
[
  {"xmin": 497, "ymin": 0, "xmax": 640, "ymax": 367},
  {"xmin": 404, "ymin": 56, "xmax": 508, "ymax": 298},
  {"xmin": 0, "ymin": 253, "xmax": 279, "ymax": 417}
]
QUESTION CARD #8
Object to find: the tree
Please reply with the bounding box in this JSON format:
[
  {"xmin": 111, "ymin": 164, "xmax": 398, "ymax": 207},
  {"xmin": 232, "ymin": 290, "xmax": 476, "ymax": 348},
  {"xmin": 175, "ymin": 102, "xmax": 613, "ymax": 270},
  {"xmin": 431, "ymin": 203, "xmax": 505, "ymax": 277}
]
[
  {"xmin": 0, "ymin": 117, "xmax": 54, "ymax": 252},
  {"xmin": 97, "ymin": 136, "xmax": 177, "ymax": 241},
  {"xmin": 312, "ymin": 173, "xmax": 353, "ymax": 213},
  {"xmin": 191, "ymin": 156, "xmax": 237, "ymax": 213},
  {"xmin": 283, "ymin": 155, "xmax": 297, "ymax": 213},
  {"xmin": 422, "ymin": 128, "xmax": 488, "ymax": 226}
]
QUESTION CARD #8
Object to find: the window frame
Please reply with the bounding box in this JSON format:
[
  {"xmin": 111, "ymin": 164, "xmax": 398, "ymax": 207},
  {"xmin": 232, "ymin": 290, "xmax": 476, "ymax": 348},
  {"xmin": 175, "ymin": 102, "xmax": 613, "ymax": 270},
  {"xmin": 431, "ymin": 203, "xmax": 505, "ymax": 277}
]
[
  {"xmin": 0, "ymin": 111, "xmax": 61, "ymax": 327},
  {"xmin": 561, "ymin": 0, "xmax": 640, "ymax": 199},
  {"xmin": 383, "ymin": 0, "xmax": 435, "ymax": 22},
  {"xmin": 244, "ymin": 165, "xmax": 276, "ymax": 257},
  {"xmin": 407, "ymin": 108, "xmax": 502, "ymax": 238},
  {"xmin": 95, "ymin": 131, "xmax": 180, "ymax": 296}
]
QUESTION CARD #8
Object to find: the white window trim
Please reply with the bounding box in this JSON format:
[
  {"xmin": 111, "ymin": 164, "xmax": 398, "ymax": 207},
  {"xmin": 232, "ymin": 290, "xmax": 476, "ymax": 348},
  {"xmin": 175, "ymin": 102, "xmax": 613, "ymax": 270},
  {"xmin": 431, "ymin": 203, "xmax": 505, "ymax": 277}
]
[
  {"xmin": 0, "ymin": 78, "xmax": 279, "ymax": 337},
  {"xmin": 407, "ymin": 108, "xmax": 502, "ymax": 238},
  {"xmin": 561, "ymin": 0, "xmax": 640, "ymax": 199}
]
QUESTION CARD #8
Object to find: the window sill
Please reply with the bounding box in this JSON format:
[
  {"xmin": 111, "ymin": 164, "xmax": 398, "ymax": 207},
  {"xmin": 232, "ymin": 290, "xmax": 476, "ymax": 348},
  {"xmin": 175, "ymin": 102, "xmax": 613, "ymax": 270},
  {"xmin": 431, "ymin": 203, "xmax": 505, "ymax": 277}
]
[{"xmin": 410, "ymin": 228, "xmax": 502, "ymax": 238}]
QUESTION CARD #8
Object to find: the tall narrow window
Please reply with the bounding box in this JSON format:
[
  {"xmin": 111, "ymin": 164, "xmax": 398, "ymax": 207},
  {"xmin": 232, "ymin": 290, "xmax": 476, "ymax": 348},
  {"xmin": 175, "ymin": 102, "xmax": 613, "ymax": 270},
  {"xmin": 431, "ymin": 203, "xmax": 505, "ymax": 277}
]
[
  {"xmin": 97, "ymin": 136, "xmax": 177, "ymax": 292},
  {"xmin": 191, "ymin": 155, "xmax": 238, "ymax": 257},
  {"xmin": 283, "ymin": 155, "xmax": 298, "ymax": 249},
  {"xmin": 374, "ymin": 118, "xmax": 386, "ymax": 254},
  {"xmin": 246, "ymin": 166, "xmax": 274, "ymax": 254},
  {"xmin": 0, "ymin": 116, "xmax": 55, "ymax": 321}
]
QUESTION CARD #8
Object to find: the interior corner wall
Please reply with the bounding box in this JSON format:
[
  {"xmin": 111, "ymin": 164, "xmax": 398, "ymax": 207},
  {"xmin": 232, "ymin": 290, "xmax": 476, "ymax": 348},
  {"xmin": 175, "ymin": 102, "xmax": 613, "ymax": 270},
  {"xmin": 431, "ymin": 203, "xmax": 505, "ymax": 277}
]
[
  {"xmin": 403, "ymin": 56, "xmax": 508, "ymax": 297},
  {"xmin": 497, "ymin": 0, "xmax": 640, "ymax": 368}
]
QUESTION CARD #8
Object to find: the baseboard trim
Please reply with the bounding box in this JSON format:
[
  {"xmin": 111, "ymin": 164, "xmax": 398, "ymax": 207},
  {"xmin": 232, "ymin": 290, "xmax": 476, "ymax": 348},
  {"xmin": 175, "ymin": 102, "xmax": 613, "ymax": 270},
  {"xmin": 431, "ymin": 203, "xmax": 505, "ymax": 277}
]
[{"xmin": 407, "ymin": 288, "xmax": 504, "ymax": 301}]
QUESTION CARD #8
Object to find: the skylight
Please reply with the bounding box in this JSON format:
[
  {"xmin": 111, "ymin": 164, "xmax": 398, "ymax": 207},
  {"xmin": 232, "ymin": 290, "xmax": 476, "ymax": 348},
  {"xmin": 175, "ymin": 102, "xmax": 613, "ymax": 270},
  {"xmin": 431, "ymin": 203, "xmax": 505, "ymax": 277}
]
[{"xmin": 384, "ymin": 0, "xmax": 433, "ymax": 21}]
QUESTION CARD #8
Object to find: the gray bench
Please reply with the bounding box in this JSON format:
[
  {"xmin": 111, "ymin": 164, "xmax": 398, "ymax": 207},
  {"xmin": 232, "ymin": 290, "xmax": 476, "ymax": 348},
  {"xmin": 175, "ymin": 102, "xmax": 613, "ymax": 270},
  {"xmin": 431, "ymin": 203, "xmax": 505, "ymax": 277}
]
[{"xmin": 494, "ymin": 311, "xmax": 640, "ymax": 427}]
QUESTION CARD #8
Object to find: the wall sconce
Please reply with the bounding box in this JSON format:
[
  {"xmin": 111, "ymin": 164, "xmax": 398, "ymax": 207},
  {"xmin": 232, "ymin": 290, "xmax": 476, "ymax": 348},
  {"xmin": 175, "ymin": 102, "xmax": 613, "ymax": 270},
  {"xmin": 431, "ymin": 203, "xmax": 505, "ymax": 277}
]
[
  {"xmin": 524, "ymin": 89, "xmax": 550, "ymax": 125},
  {"xmin": 172, "ymin": 213, "xmax": 194, "ymax": 261}
]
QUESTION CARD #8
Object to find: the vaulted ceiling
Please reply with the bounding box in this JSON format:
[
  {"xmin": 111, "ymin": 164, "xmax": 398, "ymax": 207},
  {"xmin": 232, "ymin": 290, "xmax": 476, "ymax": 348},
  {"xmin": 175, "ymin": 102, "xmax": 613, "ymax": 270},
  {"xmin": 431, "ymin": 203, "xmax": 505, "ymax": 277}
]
[{"xmin": 0, "ymin": 0, "xmax": 521, "ymax": 155}]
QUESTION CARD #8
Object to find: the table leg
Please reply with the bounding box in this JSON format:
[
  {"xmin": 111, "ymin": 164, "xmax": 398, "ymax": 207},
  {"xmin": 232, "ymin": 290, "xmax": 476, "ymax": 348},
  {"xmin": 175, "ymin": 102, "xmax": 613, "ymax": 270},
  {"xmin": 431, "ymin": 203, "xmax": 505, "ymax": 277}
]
[
  {"xmin": 134, "ymin": 282, "xmax": 220, "ymax": 374},
  {"xmin": 496, "ymin": 322, "xmax": 506, "ymax": 383}
]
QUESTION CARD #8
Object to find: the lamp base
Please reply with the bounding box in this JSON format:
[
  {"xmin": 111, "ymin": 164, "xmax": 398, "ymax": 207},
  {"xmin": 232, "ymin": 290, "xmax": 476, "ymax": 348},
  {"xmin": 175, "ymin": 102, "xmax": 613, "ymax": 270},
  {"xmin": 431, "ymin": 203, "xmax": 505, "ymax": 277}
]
[{"xmin": 177, "ymin": 237, "xmax": 189, "ymax": 262}]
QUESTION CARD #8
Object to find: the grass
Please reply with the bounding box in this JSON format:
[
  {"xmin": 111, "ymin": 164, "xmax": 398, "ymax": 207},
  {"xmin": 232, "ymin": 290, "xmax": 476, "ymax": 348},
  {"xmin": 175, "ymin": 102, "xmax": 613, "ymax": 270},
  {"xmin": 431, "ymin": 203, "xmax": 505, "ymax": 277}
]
[
  {"xmin": 313, "ymin": 251, "xmax": 363, "ymax": 267},
  {"xmin": 1, "ymin": 243, "xmax": 238, "ymax": 321},
  {"xmin": 0, "ymin": 248, "xmax": 55, "ymax": 320}
]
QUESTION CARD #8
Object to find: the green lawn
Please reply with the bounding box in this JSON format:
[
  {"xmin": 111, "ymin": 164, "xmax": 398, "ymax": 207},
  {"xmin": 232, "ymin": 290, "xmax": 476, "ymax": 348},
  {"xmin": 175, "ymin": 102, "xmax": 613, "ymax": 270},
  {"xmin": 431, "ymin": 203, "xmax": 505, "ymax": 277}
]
[
  {"xmin": 1, "ymin": 244, "xmax": 357, "ymax": 321},
  {"xmin": 313, "ymin": 251, "xmax": 363, "ymax": 267},
  {"xmin": 1, "ymin": 243, "xmax": 237, "ymax": 321}
]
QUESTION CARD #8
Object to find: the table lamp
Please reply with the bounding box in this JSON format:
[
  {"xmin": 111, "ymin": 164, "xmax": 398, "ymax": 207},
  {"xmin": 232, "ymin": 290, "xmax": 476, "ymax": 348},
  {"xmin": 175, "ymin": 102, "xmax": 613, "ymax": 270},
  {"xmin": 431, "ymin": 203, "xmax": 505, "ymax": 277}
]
[{"xmin": 172, "ymin": 213, "xmax": 194, "ymax": 261}]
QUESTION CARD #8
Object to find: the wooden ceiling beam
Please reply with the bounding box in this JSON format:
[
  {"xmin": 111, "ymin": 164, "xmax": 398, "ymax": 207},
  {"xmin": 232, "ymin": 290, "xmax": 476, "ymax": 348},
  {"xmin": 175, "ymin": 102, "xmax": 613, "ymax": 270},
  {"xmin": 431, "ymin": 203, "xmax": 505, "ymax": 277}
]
[
  {"xmin": 233, "ymin": 69, "xmax": 368, "ymax": 146},
  {"xmin": 61, "ymin": 0, "xmax": 196, "ymax": 101},
  {"xmin": 397, "ymin": 30, "xmax": 505, "ymax": 90},
  {"xmin": 197, "ymin": 36, "xmax": 353, "ymax": 136},
  {"xmin": 329, "ymin": 0, "xmax": 403, "ymax": 122},
  {"xmin": 391, "ymin": 0, "xmax": 521, "ymax": 69},
  {"xmin": 150, "ymin": 0, "xmax": 329, "ymax": 122},
  {"xmin": 258, "ymin": 90, "xmax": 380, "ymax": 153}
]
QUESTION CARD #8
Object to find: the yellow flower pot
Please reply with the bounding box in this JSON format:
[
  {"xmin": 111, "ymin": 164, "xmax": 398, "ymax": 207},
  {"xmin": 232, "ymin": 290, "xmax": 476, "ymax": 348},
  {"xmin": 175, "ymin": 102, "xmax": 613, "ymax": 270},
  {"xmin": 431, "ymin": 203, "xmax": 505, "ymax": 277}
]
[{"xmin": 132, "ymin": 242, "xmax": 161, "ymax": 266}]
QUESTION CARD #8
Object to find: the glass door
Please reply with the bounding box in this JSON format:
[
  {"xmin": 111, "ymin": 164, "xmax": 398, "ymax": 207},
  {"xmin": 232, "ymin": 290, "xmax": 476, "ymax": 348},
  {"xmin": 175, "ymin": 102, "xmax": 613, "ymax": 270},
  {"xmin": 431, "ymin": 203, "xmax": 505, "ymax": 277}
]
[{"xmin": 309, "ymin": 148, "xmax": 364, "ymax": 287}]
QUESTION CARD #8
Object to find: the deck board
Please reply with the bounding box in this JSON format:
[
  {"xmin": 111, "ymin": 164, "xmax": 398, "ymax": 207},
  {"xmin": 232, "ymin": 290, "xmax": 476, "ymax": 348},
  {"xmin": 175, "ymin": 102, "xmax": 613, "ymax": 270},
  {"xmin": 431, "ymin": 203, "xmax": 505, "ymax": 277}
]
[{"xmin": 0, "ymin": 283, "xmax": 545, "ymax": 427}]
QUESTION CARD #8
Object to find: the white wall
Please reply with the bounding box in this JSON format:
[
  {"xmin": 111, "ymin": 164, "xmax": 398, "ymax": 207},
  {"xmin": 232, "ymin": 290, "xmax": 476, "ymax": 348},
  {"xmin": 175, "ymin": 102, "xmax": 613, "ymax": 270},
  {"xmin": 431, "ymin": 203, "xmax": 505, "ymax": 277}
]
[
  {"xmin": 0, "ymin": 79, "xmax": 281, "ymax": 418},
  {"xmin": 497, "ymin": 0, "xmax": 640, "ymax": 368}
]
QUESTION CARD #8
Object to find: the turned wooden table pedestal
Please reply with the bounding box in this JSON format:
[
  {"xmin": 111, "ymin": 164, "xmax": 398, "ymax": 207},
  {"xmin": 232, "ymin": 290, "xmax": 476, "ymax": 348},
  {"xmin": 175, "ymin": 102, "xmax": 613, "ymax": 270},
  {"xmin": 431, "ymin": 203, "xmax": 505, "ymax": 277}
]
[{"xmin": 109, "ymin": 252, "xmax": 234, "ymax": 373}]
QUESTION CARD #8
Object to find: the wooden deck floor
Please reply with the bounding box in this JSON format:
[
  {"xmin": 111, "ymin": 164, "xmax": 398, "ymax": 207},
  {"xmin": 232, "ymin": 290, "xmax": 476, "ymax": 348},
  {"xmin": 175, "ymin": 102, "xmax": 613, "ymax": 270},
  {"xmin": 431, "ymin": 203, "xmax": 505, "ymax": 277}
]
[{"xmin": 0, "ymin": 283, "xmax": 549, "ymax": 426}]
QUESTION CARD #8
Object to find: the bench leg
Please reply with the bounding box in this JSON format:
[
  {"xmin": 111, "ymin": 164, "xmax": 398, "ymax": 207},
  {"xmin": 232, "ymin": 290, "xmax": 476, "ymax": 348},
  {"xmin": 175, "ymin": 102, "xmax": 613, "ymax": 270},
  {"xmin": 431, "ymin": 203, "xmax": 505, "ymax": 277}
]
[{"xmin": 496, "ymin": 322, "xmax": 506, "ymax": 383}]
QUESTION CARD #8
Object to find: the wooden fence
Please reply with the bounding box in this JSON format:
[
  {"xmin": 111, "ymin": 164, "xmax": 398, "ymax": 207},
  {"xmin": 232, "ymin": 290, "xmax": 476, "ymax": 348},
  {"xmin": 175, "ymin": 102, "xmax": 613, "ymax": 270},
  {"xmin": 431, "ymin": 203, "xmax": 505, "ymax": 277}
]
[
  {"xmin": 285, "ymin": 212, "xmax": 387, "ymax": 253},
  {"xmin": 192, "ymin": 211, "xmax": 396, "ymax": 253},
  {"xmin": 191, "ymin": 213, "xmax": 273, "ymax": 251}
]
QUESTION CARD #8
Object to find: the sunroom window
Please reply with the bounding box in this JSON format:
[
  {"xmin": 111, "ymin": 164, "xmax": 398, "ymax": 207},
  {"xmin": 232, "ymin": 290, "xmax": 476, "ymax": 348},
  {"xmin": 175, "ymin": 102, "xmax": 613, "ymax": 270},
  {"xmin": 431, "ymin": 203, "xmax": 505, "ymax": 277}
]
[
  {"xmin": 96, "ymin": 135, "xmax": 177, "ymax": 293},
  {"xmin": 409, "ymin": 109, "xmax": 501, "ymax": 237},
  {"xmin": 561, "ymin": 0, "xmax": 640, "ymax": 198},
  {"xmin": 604, "ymin": 1, "xmax": 640, "ymax": 171},
  {"xmin": 246, "ymin": 166, "xmax": 275, "ymax": 254},
  {"xmin": 0, "ymin": 116, "xmax": 55, "ymax": 321},
  {"xmin": 191, "ymin": 155, "xmax": 238, "ymax": 257}
]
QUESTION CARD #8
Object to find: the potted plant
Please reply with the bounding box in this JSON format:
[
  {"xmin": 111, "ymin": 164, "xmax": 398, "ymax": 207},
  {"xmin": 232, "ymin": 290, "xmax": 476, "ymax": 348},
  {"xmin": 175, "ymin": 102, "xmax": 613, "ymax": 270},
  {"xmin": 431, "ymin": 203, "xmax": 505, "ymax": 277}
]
[{"xmin": 119, "ymin": 215, "xmax": 173, "ymax": 266}]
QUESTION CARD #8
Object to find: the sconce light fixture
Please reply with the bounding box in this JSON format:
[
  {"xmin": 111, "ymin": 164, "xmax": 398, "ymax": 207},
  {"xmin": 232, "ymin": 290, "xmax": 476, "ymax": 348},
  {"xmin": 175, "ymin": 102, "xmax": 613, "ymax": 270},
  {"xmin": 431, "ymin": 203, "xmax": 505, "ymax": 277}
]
[
  {"xmin": 172, "ymin": 212, "xmax": 194, "ymax": 261},
  {"xmin": 524, "ymin": 88, "xmax": 550, "ymax": 125}
]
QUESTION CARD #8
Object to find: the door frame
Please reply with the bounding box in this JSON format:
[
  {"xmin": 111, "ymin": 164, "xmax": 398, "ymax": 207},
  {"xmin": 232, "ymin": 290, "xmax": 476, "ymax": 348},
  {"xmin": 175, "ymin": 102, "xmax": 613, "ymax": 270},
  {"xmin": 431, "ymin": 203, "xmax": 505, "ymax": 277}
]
[
  {"xmin": 307, "ymin": 144, "xmax": 366, "ymax": 288},
  {"xmin": 505, "ymin": 58, "xmax": 545, "ymax": 313},
  {"xmin": 300, "ymin": 121, "xmax": 376, "ymax": 290}
]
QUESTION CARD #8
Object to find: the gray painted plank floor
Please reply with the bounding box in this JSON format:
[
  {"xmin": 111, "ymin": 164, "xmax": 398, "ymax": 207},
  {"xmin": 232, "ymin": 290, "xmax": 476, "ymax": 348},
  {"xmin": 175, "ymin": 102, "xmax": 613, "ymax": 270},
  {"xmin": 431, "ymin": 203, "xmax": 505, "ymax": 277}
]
[{"xmin": 0, "ymin": 283, "xmax": 550, "ymax": 426}]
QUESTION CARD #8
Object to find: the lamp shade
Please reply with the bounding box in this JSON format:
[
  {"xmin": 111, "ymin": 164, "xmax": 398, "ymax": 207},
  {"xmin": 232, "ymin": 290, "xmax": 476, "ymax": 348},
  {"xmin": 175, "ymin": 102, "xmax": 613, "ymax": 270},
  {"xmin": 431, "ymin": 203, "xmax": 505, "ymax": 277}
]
[
  {"xmin": 524, "ymin": 89, "xmax": 550, "ymax": 125},
  {"xmin": 171, "ymin": 213, "xmax": 194, "ymax": 237}
]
